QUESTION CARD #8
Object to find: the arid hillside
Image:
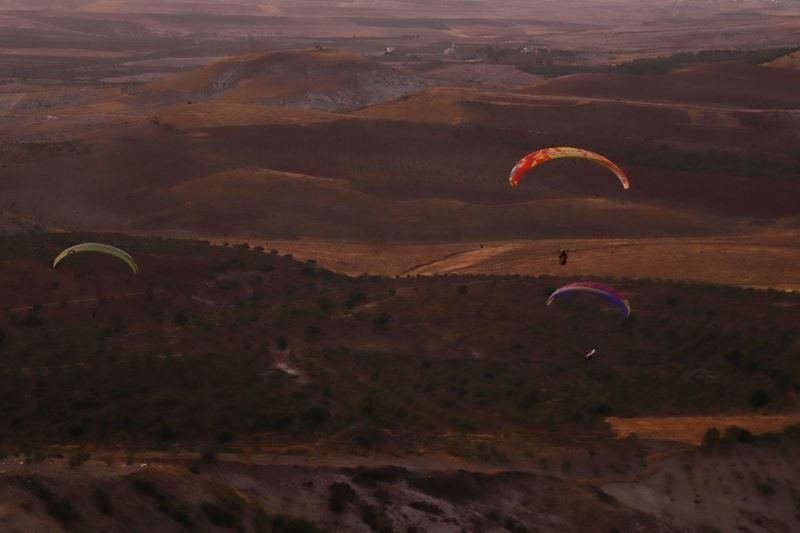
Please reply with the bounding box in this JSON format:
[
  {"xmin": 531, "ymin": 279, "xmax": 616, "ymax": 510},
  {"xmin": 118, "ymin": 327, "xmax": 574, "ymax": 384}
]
[
  {"xmin": 3, "ymin": 48, "xmax": 800, "ymax": 250},
  {"xmin": 1, "ymin": 233, "xmax": 800, "ymax": 531},
  {"xmin": 143, "ymin": 48, "xmax": 428, "ymax": 111}
]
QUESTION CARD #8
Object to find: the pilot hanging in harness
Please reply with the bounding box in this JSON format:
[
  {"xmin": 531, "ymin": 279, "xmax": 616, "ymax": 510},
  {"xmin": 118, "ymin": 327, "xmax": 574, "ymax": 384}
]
[{"xmin": 558, "ymin": 249, "xmax": 569, "ymax": 266}]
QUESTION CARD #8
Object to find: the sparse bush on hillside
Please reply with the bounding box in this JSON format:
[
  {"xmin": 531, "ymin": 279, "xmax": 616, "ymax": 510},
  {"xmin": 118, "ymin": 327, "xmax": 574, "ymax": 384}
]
[
  {"xmin": 92, "ymin": 488, "xmax": 114, "ymax": 516},
  {"xmin": 755, "ymin": 480, "xmax": 776, "ymax": 497},
  {"xmin": 517, "ymin": 392, "xmax": 537, "ymax": 409},
  {"xmin": 748, "ymin": 389, "xmax": 771, "ymax": 409},
  {"xmin": 68, "ymin": 450, "xmax": 90, "ymax": 468},
  {"xmin": 173, "ymin": 312, "xmax": 189, "ymax": 326},
  {"xmin": 317, "ymin": 297, "xmax": 333, "ymax": 312},
  {"xmin": 723, "ymin": 426, "xmax": 752, "ymax": 443},
  {"xmin": 301, "ymin": 406, "xmax": 330, "ymax": 428},
  {"xmin": 457, "ymin": 285, "xmax": 468, "ymax": 295},
  {"xmin": 254, "ymin": 507, "xmax": 321, "ymax": 533},
  {"xmin": 276, "ymin": 336, "xmax": 288, "ymax": 351},
  {"xmin": 344, "ymin": 291, "xmax": 366, "ymax": 309},
  {"xmin": 201, "ymin": 500, "xmax": 240, "ymax": 527},
  {"xmin": 359, "ymin": 503, "xmax": 394, "ymax": 532},
  {"xmin": 725, "ymin": 350, "xmax": 743, "ymax": 367},
  {"xmin": 216, "ymin": 430, "xmax": 235, "ymax": 444},
  {"xmin": 30, "ymin": 480, "xmax": 82, "ymax": 526},
  {"xmin": 329, "ymin": 482, "xmax": 357, "ymax": 514},
  {"xmin": 0, "ymin": 329, "xmax": 5, "ymax": 351},
  {"xmin": 19, "ymin": 314, "xmax": 43, "ymax": 328},
  {"xmin": 702, "ymin": 427, "xmax": 720, "ymax": 450},
  {"xmin": 373, "ymin": 313, "xmax": 392, "ymax": 331},
  {"xmin": 202, "ymin": 450, "xmax": 217, "ymax": 463},
  {"xmin": 305, "ymin": 326, "xmax": 322, "ymax": 343}
]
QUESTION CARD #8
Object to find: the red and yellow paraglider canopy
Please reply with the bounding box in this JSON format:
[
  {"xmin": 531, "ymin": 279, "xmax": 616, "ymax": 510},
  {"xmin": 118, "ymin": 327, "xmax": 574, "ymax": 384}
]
[{"xmin": 509, "ymin": 147, "xmax": 630, "ymax": 190}]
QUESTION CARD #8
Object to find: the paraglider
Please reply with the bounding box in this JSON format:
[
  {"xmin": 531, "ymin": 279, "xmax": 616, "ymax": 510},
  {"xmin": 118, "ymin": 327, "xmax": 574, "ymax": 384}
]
[
  {"xmin": 508, "ymin": 147, "xmax": 630, "ymax": 190},
  {"xmin": 584, "ymin": 348, "xmax": 597, "ymax": 360},
  {"xmin": 546, "ymin": 281, "xmax": 631, "ymax": 318},
  {"xmin": 52, "ymin": 243, "xmax": 139, "ymax": 274},
  {"xmin": 558, "ymin": 249, "xmax": 569, "ymax": 266}
]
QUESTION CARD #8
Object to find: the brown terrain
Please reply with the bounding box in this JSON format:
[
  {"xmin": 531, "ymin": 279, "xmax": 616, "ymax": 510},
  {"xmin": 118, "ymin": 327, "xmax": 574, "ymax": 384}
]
[{"xmin": 1, "ymin": 1, "xmax": 800, "ymax": 531}]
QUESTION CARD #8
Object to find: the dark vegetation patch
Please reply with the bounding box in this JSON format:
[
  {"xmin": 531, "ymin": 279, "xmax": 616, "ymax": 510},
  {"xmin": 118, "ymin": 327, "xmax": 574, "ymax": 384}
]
[
  {"xmin": 0, "ymin": 233, "xmax": 797, "ymax": 449},
  {"xmin": 407, "ymin": 470, "xmax": 486, "ymax": 504},
  {"xmin": 27, "ymin": 479, "xmax": 82, "ymax": 527}
]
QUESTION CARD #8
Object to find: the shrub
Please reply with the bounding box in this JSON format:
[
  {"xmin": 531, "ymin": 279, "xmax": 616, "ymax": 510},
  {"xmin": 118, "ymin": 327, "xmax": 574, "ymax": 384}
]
[
  {"xmin": 350, "ymin": 466, "xmax": 407, "ymax": 487},
  {"xmin": 748, "ymin": 390, "xmax": 770, "ymax": 409},
  {"xmin": 254, "ymin": 508, "xmax": 321, "ymax": 533},
  {"xmin": 305, "ymin": 326, "xmax": 322, "ymax": 343},
  {"xmin": 373, "ymin": 313, "xmax": 392, "ymax": 331},
  {"xmin": 724, "ymin": 350, "xmax": 742, "ymax": 366},
  {"xmin": 723, "ymin": 425, "xmax": 752, "ymax": 443},
  {"xmin": 409, "ymin": 500, "xmax": 442, "ymax": 515},
  {"xmin": 701, "ymin": 427, "xmax": 720, "ymax": 449},
  {"xmin": 216, "ymin": 431, "xmax": 235, "ymax": 444},
  {"xmin": 92, "ymin": 488, "xmax": 113, "ymax": 516},
  {"xmin": 20, "ymin": 315, "xmax": 43, "ymax": 328},
  {"xmin": 301, "ymin": 406, "xmax": 329, "ymax": 428},
  {"xmin": 202, "ymin": 450, "xmax": 217, "ymax": 463},
  {"xmin": 359, "ymin": 503, "xmax": 394, "ymax": 532},
  {"xmin": 456, "ymin": 286, "xmax": 468, "ymax": 295},
  {"xmin": 344, "ymin": 292, "xmax": 366, "ymax": 309},
  {"xmin": 173, "ymin": 312, "xmax": 188, "ymax": 326},
  {"xmin": 31, "ymin": 481, "xmax": 81, "ymax": 526},
  {"xmin": 68, "ymin": 450, "xmax": 90, "ymax": 468},
  {"xmin": 328, "ymin": 482, "xmax": 357, "ymax": 514},
  {"xmin": 755, "ymin": 481, "xmax": 776, "ymax": 496},
  {"xmin": 276, "ymin": 336, "xmax": 288, "ymax": 351},
  {"xmin": 517, "ymin": 392, "xmax": 537, "ymax": 409},
  {"xmin": 201, "ymin": 501, "xmax": 238, "ymax": 527}
]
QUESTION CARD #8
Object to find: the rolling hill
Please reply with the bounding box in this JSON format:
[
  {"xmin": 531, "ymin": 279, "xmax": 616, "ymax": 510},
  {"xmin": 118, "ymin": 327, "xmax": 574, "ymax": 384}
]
[{"xmin": 144, "ymin": 48, "xmax": 428, "ymax": 111}]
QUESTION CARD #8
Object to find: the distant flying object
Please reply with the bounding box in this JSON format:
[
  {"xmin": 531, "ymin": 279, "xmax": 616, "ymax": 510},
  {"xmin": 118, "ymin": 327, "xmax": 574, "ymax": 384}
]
[
  {"xmin": 546, "ymin": 281, "xmax": 631, "ymax": 318},
  {"xmin": 584, "ymin": 348, "xmax": 597, "ymax": 360},
  {"xmin": 508, "ymin": 147, "xmax": 630, "ymax": 189},
  {"xmin": 52, "ymin": 243, "xmax": 139, "ymax": 274}
]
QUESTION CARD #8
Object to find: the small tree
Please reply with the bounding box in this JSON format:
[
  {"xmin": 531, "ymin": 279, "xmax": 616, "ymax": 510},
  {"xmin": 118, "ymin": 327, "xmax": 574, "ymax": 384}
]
[
  {"xmin": 173, "ymin": 312, "xmax": 188, "ymax": 326},
  {"xmin": 702, "ymin": 427, "xmax": 720, "ymax": 450},
  {"xmin": 305, "ymin": 326, "xmax": 322, "ymax": 344},
  {"xmin": 373, "ymin": 313, "xmax": 392, "ymax": 331},
  {"xmin": 276, "ymin": 336, "xmax": 288, "ymax": 352},
  {"xmin": 329, "ymin": 482, "xmax": 356, "ymax": 514},
  {"xmin": 748, "ymin": 390, "xmax": 770, "ymax": 410}
]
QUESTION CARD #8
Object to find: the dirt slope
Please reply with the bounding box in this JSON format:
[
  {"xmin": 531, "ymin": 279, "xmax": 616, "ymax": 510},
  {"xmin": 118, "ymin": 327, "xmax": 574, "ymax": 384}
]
[
  {"xmin": 144, "ymin": 48, "xmax": 428, "ymax": 111},
  {"xmin": 530, "ymin": 63, "xmax": 800, "ymax": 109}
]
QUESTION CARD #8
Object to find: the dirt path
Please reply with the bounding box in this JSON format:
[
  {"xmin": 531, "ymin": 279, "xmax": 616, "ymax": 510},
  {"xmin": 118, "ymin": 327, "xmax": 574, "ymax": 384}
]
[{"xmin": 479, "ymin": 89, "xmax": 800, "ymax": 115}]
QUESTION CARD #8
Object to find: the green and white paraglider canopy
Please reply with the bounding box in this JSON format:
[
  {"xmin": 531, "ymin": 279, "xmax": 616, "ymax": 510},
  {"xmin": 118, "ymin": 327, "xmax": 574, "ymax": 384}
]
[{"xmin": 52, "ymin": 243, "xmax": 139, "ymax": 274}]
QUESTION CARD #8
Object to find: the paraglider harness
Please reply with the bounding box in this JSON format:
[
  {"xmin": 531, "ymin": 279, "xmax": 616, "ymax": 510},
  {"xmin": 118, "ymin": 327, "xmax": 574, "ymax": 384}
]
[{"xmin": 558, "ymin": 249, "xmax": 568, "ymax": 266}]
